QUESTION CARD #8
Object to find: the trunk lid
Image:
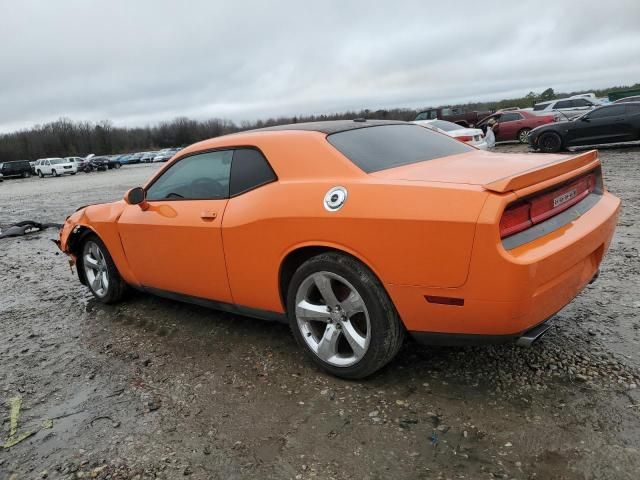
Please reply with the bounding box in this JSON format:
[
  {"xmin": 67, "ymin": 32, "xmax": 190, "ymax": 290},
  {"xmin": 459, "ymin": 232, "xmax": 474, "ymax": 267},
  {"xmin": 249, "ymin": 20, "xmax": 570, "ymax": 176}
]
[{"xmin": 370, "ymin": 149, "xmax": 600, "ymax": 193}]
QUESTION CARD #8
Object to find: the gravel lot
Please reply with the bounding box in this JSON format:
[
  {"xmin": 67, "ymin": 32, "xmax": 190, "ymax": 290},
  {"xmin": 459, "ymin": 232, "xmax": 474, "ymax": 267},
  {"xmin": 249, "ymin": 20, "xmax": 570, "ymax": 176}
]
[{"xmin": 1, "ymin": 145, "xmax": 639, "ymax": 479}]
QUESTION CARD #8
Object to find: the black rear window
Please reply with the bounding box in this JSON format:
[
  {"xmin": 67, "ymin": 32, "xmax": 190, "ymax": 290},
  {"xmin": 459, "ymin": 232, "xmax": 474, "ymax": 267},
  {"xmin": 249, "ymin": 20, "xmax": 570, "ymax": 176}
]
[{"xmin": 327, "ymin": 124, "xmax": 473, "ymax": 173}]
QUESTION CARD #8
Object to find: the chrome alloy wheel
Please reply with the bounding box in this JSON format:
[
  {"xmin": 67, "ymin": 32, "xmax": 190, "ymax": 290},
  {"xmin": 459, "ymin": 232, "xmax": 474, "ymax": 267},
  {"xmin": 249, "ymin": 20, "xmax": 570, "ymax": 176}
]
[
  {"xmin": 295, "ymin": 271, "xmax": 371, "ymax": 367},
  {"xmin": 83, "ymin": 241, "xmax": 110, "ymax": 298}
]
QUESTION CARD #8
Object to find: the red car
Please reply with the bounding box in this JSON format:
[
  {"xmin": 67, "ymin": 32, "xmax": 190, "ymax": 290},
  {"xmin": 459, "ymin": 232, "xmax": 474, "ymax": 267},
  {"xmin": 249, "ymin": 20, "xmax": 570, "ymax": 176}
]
[{"xmin": 477, "ymin": 110, "xmax": 555, "ymax": 144}]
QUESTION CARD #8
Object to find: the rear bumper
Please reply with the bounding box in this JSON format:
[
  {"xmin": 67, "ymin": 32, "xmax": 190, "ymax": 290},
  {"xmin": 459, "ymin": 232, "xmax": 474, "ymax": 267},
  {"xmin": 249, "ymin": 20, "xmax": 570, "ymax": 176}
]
[
  {"xmin": 388, "ymin": 191, "xmax": 620, "ymax": 337},
  {"xmin": 410, "ymin": 314, "xmax": 556, "ymax": 347}
]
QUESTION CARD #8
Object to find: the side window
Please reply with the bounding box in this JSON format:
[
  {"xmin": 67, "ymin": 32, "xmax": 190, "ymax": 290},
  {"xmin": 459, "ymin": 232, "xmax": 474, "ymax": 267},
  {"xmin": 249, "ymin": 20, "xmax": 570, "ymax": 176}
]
[
  {"xmin": 428, "ymin": 111, "xmax": 438, "ymax": 119},
  {"xmin": 415, "ymin": 112, "xmax": 428, "ymax": 121},
  {"xmin": 573, "ymin": 99, "xmax": 592, "ymax": 107},
  {"xmin": 587, "ymin": 105, "xmax": 626, "ymax": 119},
  {"xmin": 146, "ymin": 150, "xmax": 233, "ymax": 201},
  {"xmin": 554, "ymin": 100, "xmax": 573, "ymax": 109},
  {"xmin": 533, "ymin": 103, "xmax": 549, "ymax": 111},
  {"xmin": 499, "ymin": 112, "xmax": 523, "ymax": 122},
  {"xmin": 229, "ymin": 149, "xmax": 277, "ymax": 196}
]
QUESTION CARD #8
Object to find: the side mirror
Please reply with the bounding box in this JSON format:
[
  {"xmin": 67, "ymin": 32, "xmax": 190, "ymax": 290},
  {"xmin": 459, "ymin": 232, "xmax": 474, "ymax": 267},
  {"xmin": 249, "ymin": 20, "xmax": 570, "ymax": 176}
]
[
  {"xmin": 124, "ymin": 187, "xmax": 148, "ymax": 210},
  {"xmin": 581, "ymin": 116, "xmax": 590, "ymax": 122}
]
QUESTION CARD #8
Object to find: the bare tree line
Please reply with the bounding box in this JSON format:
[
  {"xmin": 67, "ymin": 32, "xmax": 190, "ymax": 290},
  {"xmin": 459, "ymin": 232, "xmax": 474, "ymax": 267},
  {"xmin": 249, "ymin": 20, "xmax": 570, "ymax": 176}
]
[
  {"xmin": 1, "ymin": 82, "xmax": 637, "ymax": 161},
  {"xmin": 0, "ymin": 109, "xmax": 417, "ymax": 161}
]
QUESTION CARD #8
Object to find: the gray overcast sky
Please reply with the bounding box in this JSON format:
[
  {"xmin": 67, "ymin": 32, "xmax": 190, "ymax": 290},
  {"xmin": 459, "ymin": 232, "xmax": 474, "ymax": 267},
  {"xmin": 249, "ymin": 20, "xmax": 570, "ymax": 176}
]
[{"xmin": 1, "ymin": 0, "xmax": 639, "ymax": 132}]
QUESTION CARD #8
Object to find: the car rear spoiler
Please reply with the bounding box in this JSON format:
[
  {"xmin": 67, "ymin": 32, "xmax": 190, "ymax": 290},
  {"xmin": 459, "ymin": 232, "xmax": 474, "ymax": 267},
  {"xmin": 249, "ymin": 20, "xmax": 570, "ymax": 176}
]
[{"xmin": 483, "ymin": 150, "xmax": 600, "ymax": 193}]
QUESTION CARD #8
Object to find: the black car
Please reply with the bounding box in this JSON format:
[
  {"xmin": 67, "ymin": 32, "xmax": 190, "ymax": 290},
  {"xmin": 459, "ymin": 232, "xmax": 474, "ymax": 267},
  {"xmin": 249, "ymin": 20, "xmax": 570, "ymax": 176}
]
[
  {"xmin": 0, "ymin": 160, "xmax": 33, "ymax": 178},
  {"xmin": 106, "ymin": 155, "xmax": 122, "ymax": 169},
  {"xmin": 88, "ymin": 157, "xmax": 110, "ymax": 171},
  {"xmin": 529, "ymin": 102, "xmax": 640, "ymax": 153}
]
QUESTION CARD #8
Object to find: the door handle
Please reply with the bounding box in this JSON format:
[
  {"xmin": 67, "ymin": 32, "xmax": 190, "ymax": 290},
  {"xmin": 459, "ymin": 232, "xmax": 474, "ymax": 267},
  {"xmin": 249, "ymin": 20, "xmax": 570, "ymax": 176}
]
[{"xmin": 200, "ymin": 211, "xmax": 217, "ymax": 220}]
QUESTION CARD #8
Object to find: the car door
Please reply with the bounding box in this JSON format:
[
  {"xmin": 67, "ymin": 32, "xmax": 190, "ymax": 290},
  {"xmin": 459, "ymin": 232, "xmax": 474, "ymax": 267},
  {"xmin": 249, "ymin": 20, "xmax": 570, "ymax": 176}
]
[
  {"xmin": 566, "ymin": 105, "xmax": 629, "ymax": 146},
  {"xmin": 570, "ymin": 98, "xmax": 597, "ymax": 117},
  {"xmin": 117, "ymin": 149, "xmax": 234, "ymax": 302},
  {"xmin": 552, "ymin": 100, "xmax": 575, "ymax": 119},
  {"xmin": 626, "ymin": 104, "xmax": 640, "ymax": 140},
  {"xmin": 476, "ymin": 114, "xmax": 497, "ymax": 134},
  {"xmin": 42, "ymin": 160, "xmax": 51, "ymax": 175},
  {"xmin": 495, "ymin": 112, "xmax": 523, "ymax": 141}
]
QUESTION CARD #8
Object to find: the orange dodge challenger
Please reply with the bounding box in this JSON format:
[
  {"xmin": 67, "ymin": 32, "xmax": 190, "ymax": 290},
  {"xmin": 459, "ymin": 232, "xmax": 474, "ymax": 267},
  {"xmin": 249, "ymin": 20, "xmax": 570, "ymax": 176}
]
[{"xmin": 58, "ymin": 120, "xmax": 620, "ymax": 378}]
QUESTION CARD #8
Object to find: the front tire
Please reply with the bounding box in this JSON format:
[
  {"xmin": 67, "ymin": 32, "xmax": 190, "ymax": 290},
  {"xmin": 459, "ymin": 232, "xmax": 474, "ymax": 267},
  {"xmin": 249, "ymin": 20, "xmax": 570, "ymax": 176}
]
[
  {"xmin": 23, "ymin": 171, "xmax": 31, "ymax": 178},
  {"xmin": 52, "ymin": 169, "xmax": 59, "ymax": 177},
  {"xmin": 287, "ymin": 252, "xmax": 404, "ymax": 379},
  {"xmin": 539, "ymin": 132, "xmax": 563, "ymax": 153},
  {"xmin": 517, "ymin": 128, "xmax": 532, "ymax": 144},
  {"xmin": 80, "ymin": 235, "xmax": 126, "ymax": 304}
]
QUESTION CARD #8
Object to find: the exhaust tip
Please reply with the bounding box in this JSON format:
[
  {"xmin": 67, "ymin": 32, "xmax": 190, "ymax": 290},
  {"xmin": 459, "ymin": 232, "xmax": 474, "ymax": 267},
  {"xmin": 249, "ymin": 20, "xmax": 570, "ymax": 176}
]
[{"xmin": 516, "ymin": 323, "xmax": 552, "ymax": 348}]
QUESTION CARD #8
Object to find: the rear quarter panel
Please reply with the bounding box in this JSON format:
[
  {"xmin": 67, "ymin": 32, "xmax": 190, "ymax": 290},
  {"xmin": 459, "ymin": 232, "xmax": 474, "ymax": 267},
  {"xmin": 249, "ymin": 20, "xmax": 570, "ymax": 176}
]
[{"xmin": 222, "ymin": 177, "xmax": 488, "ymax": 313}]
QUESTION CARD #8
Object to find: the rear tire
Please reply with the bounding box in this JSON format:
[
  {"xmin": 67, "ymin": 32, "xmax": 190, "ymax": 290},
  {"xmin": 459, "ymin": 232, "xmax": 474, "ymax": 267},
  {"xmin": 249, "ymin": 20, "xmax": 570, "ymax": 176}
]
[
  {"xmin": 539, "ymin": 132, "xmax": 563, "ymax": 153},
  {"xmin": 23, "ymin": 171, "xmax": 31, "ymax": 178},
  {"xmin": 287, "ymin": 252, "xmax": 404, "ymax": 379},
  {"xmin": 517, "ymin": 128, "xmax": 532, "ymax": 144},
  {"xmin": 80, "ymin": 234, "xmax": 126, "ymax": 304},
  {"xmin": 37, "ymin": 170, "xmax": 44, "ymax": 178}
]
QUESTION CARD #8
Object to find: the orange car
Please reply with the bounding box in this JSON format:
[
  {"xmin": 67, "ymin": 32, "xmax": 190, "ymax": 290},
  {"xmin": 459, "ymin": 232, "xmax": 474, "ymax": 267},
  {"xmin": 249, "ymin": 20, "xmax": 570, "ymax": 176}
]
[{"xmin": 58, "ymin": 120, "xmax": 620, "ymax": 378}]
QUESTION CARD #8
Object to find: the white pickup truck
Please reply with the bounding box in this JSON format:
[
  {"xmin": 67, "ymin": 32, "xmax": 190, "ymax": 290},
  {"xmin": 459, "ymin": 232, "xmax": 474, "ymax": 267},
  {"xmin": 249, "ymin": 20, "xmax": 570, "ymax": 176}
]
[{"xmin": 34, "ymin": 158, "xmax": 78, "ymax": 177}]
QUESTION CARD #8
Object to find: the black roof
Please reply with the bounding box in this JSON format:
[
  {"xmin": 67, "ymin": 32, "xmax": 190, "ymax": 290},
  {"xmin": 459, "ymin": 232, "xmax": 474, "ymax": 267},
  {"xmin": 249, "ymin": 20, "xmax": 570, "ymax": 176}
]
[{"xmin": 244, "ymin": 119, "xmax": 409, "ymax": 135}]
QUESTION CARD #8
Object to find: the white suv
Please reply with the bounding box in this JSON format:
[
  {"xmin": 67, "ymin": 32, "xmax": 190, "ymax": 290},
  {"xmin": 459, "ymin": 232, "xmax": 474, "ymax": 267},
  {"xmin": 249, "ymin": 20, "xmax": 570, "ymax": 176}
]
[
  {"xmin": 34, "ymin": 158, "xmax": 78, "ymax": 177},
  {"xmin": 531, "ymin": 97, "xmax": 599, "ymax": 119}
]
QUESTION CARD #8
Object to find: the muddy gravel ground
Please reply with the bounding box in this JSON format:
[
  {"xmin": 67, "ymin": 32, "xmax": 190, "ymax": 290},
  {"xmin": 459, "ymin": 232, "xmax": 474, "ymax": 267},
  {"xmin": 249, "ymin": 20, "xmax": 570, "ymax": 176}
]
[{"xmin": 1, "ymin": 145, "xmax": 639, "ymax": 480}]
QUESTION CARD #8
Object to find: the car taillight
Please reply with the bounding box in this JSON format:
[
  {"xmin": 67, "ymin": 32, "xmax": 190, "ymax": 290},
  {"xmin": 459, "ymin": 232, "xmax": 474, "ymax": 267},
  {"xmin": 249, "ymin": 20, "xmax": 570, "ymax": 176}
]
[
  {"xmin": 456, "ymin": 135, "xmax": 473, "ymax": 143},
  {"xmin": 500, "ymin": 203, "xmax": 532, "ymax": 238},
  {"xmin": 500, "ymin": 172, "xmax": 597, "ymax": 239}
]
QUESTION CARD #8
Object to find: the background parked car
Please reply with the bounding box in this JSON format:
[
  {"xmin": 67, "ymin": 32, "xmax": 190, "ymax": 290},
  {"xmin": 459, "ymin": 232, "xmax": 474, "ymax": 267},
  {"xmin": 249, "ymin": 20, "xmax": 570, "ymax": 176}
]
[
  {"xmin": 87, "ymin": 157, "xmax": 107, "ymax": 171},
  {"xmin": 34, "ymin": 158, "xmax": 78, "ymax": 177},
  {"xmin": 152, "ymin": 148, "xmax": 180, "ymax": 162},
  {"xmin": 140, "ymin": 151, "xmax": 158, "ymax": 163},
  {"xmin": 130, "ymin": 152, "xmax": 143, "ymax": 164},
  {"xmin": 117, "ymin": 154, "xmax": 133, "ymax": 165},
  {"xmin": 530, "ymin": 96, "xmax": 599, "ymax": 119},
  {"xmin": 476, "ymin": 110, "xmax": 555, "ymax": 143},
  {"xmin": 0, "ymin": 160, "xmax": 33, "ymax": 178},
  {"xmin": 65, "ymin": 156, "xmax": 87, "ymax": 171},
  {"xmin": 78, "ymin": 158, "xmax": 96, "ymax": 172},
  {"xmin": 121, "ymin": 152, "xmax": 144, "ymax": 164},
  {"xmin": 106, "ymin": 155, "xmax": 122, "ymax": 169},
  {"xmin": 529, "ymin": 102, "xmax": 640, "ymax": 153},
  {"xmin": 414, "ymin": 106, "xmax": 492, "ymax": 128},
  {"xmin": 413, "ymin": 119, "xmax": 487, "ymax": 149}
]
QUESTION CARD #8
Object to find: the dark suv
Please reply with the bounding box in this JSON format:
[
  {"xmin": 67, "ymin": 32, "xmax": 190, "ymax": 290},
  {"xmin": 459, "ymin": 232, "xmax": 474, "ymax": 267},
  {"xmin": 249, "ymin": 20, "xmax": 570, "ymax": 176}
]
[{"xmin": 0, "ymin": 160, "xmax": 33, "ymax": 178}]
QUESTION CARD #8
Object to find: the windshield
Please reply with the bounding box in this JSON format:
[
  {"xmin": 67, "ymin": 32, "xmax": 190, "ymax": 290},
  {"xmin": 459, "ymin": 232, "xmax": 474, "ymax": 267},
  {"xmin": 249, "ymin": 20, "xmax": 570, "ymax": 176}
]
[{"xmin": 327, "ymin": 124, "xmax": 473, "ymax": 173}]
